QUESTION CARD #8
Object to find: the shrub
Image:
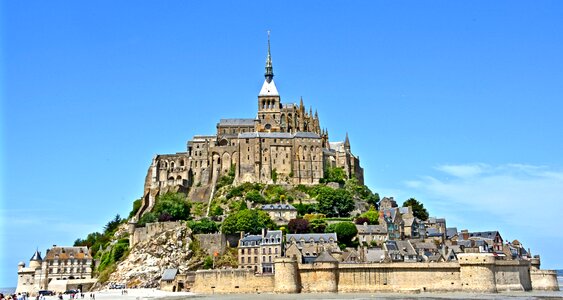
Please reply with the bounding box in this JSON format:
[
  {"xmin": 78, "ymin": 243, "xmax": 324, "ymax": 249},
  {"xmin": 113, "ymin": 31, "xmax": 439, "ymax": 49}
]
[
  {"xmin": 325, "ymin": 221, "xmax": 358, "ymax": 246},
  {"xmin": 188, "ymin": 218, "xmax": 219, "ymax": 234},
  {"xmin": 287, "ymin": 218, "xmax": 310, "ymax": 233},
  {"xmin": 221, "ymin": 209, "xmax": 276, "ymax": 234},
  {"xmin": 245, "ymin": 190, "xmax": 266, "ymax": 204}
]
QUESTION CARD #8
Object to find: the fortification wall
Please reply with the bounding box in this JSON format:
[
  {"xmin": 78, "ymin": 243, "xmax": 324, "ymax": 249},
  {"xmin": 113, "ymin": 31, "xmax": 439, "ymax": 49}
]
[
  {"xmin": 190, "ymin": 254, "xmax": 551, "ymax": 294},
  {"xmin": 494, "ymin": 260, "xmax": 532, "ymax": 291},
  {"xmin": 299, "ymin": 262, "xmax": 338, "ymax": 293},
  {"xmin": 192, "ymin": 269, "xmax": 275, "ymax": 294},
  {"xmin": 338, "ymin": 263, "xmax": 460, "ymax": 293},
  {"xmin": 530, "ymin": 270, "xmax": 560, "ymax": 291},
  {"xmin": 194, "ymin": 233, "xmax": 227, "ymax": 256},
  {"xmin": 131, "ymin": 221, "xmax": 183, "ymax": 247}
]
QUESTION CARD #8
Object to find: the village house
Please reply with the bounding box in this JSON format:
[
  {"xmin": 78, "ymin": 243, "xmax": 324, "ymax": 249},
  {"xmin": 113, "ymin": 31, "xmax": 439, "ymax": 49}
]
[
  {"xmin": 260, "ymin": 203, "xmax": 297, "ymax": 225},
  {"xmin": 383, "ymin": 240, "xmax": 418, "ymax": 262},
  {"xmin": 355, "ymin": 223, "xmax": 387, "ymax": 246},
  {"xmin": 238, "ymin": 229, "xmax": 283, "ymax": 273},
  {"xmin": 469, "ymin": 231, "xmax": 503, "ymax": 253},
  {"xmin": 285, "ymin": 233, "xmax": 340, "ymax": 263}
]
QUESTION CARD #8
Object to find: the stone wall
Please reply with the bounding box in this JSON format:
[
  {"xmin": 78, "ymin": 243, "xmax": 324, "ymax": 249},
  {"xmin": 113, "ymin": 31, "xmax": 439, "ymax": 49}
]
[
  {"xmin": 191, "ymin": 269, "xmax": 275, "ymax": 294},
  {"xmin": 194, "ymin": 233, "xmax": 227, "ymax": 256},
  {"xmin": 130, "ymin": 221, "xmax": 183, "ymax": 247},
  {"xmin": 191, "ymin": 254, "xmax": 558, "ymax": 294},
  {"xmin": 494, "ymin": 260, "xmax": 532, "ymax": 291},
  {"xmin": 338, "ymin": 262, "xmax": 460, "ymax": 293},
  {"xmin": 530, "ymin": 270, "xmax": 560, "ymax": 291}
]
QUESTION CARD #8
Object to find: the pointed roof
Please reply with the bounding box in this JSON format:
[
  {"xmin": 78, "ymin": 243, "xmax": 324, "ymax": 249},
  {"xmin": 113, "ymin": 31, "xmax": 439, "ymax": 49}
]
[
  {"xmin": 314, "ymin": 250, "xmax": 338, "ymax": 263},
  {"xmin": 344, "ymin": 132, "xmax": 350, "ymax": 148},
  {"xmin": 265, "ymin": 30, "xmax": 274, "ymax": 83},
  {"xmin": 258, "ymin": 31, "xmax": 279, "ymax": 97},
  {"xmin": 259, "ymin": 78, "xmax": 279, "ymax": 96},
  {"xmin": 30, "ymin": 249, "xmax": 42, "ymax": 261}
]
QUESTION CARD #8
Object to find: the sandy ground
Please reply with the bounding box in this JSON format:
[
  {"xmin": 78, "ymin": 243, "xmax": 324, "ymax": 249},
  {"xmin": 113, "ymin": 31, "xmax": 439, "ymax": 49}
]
[
  {"xmin": 33, "ymin": 289, "xmax": 195, "ymax": 300},
  {"xmin": 24, "ymin": 288, "xmax": 563, "ymax": 300}
]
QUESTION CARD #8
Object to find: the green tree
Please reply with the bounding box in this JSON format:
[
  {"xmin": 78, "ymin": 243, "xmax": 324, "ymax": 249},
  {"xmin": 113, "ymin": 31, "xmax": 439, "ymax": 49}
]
[
  {"xmin": 357, "ymin": 207, "xmax": 379, "ymax": 225},
  {"xmin": 245, "ymin": 190, "xmax": 266, "ymax": 204},
  {"xmin": 152, "ymin": 192, "xmax": 191, "ymax": 221},
  {"xmin": 103, "ymin": 214, "xmax": 123, "ymax": 235},
  {"xmin": 402, "ymin": 198, "xmax": 429, "ymax": 221},
  {"xmin": 287, "ymin": 218, "xmax": 309, "ymax": 233},
  {"xmin": 325, "ymin": 221, "xmax": 358, "ymax": 246},
  {"xmin": 188, "ymin": 218, "xmax": 219, "ymax": 234},
  {"xmin": 345, "ymin": 178, "xmax": 380, "ymax": 207},
  {"xmin": 221, "ymin": 209, "xmax": 275, "ymax": 234},
  {"xmin": 321, "ymin": 166, "xmax": 346, "ymax": 184},
  {"xmin": 316, "ymin": 187, "xmax": 354, "ymax": 217},
  {"xmin": 128, "ymin": 198, "xmax": 143, "ymax": 219},
  {"xmin": 309, "ymin": 218, "xmax": 328, "ymax": 233}
]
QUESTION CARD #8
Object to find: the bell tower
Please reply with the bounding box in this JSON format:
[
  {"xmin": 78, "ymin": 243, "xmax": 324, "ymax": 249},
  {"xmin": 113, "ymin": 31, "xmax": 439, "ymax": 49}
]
[{"xmin": 257, "ymin": 31, "xmax": 281, "ymax": 132}]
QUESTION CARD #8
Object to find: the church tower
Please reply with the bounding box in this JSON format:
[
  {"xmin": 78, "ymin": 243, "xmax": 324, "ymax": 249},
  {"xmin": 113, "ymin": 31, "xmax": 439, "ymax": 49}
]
[{"xmin": 257, "ymin": 32, "xmax": 282, "ymax": 132}]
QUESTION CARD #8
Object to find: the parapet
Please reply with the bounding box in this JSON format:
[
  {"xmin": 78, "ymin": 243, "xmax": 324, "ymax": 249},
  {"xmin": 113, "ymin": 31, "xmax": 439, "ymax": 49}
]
[{"xmin": 458, "ymin": 253, "xmax": 496, "ymax": 265}]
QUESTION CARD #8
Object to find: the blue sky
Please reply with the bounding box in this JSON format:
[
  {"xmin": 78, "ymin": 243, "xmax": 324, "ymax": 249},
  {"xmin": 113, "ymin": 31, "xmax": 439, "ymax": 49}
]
[{"xmin": 2, "ymin": 1, "xmax": 563, "ymax": 287}]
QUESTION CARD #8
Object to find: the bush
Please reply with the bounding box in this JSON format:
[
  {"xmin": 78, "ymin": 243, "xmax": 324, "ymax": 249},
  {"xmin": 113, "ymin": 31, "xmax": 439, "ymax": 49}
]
[
  {"xmin": 188, "ymin": 218, "xmax": 219, "ymax": 234},
  {"xmin": 309, "ymin": 218, "xmax": 328, "ymax": 233},
  {"xmin": 325, "ymin": 221, "xmax": 358, "ymax": 246},
  {"xmin": 321, "ymin": 166, "xmax": 346, "ymax": 184},
  {"xmin": 245, "ymin": 190, "xmax": 266, "ymax": 204},
  {"xmin": 357, "ymin": 208, "xmax": 379, "ymax": 225},
  {"xmin": 287, "ymin": 218, "xmax": 310, "ymax": 233},
  {"xmin": 128, "ymin": 199, "xmax": 143, "ymax": 219},
  {"xmin": 203, "ymin": 256, "xmax": 214, "ymax": 269},
  {"xmin": 316, "ymin": 187, "xmax": 354, "ymax": 217},
  {"xmin": 221, "ymin": 209, "xmax": 276, "ymax": 234}
]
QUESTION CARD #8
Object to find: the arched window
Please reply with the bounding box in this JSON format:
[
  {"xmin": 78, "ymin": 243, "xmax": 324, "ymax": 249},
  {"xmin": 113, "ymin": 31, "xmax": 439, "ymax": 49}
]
[{"xmin": 170, "ymin": 162, "xmax": 175, "ymax": 169}]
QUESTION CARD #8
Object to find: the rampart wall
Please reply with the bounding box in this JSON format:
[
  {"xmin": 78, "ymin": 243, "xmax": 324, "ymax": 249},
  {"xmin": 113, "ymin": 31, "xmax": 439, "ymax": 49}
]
[
  {"xmin": 191, "ymin": 269, "xmax": 275, "ymax": 294},
  {"xmin": 191, "ymin": 254, "xmax": 559, "ymax": 294},
  {"xmin": 130, "ymin": 221, "xmax": 183, "ymax": 247}
]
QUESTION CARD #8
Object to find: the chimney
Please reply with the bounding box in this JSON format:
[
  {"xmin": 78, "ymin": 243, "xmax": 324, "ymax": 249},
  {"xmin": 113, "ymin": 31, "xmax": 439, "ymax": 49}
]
[
  {"xmin": 240, "ymin": 231, "xmax": 245, "ymax": 240},
  {"xmin": 461, "ymin": 229, "xmax": 469, "ymax": 240},
  {"xmin": 262, "ymin": 228, "xmax": 266, "ymax": 237}
]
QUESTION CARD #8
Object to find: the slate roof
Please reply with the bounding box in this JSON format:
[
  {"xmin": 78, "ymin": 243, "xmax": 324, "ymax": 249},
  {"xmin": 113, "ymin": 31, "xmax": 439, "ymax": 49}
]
[
  {"xmin": 446, "ymin": 227, "xmax": 458, "ymax": 239},
  {"xmin": 314, "ymin": 251, "xmax": 338, "ymax": 263},
  {"xmin": 413, "ymin": 242, "xmax": 437, "ymax": 250},
  {"xmin": 286, "ymin": 233, "xmax": 338, "ymax": 244},
  {"xmin": 240, "ymin": 234, "xmax": 263, "ymax": 243},
  {"xmin": 365, "ymin": 249, "xmax": 387, "ymax": 262},
  {"xmin": 386, "ymin": 240, "xmax": 417, "ymax": 256},
  {"xmin": 294, "ymin": 132, "xmax": 321, "ymax": 139},
  {"xmin": 261, "ymin": 204, "xmax": 296, "ymax": 211},
  {"xmin": 356, "ymin": 224, "xmax": 387, "ymax": 234},
  {"xmin": 44, "ymin": 246, "xmax": 90, "ymax": 260},
  {"xmin": 264, "ymin": 230, "xmax": 283, "ymax": 242},
  {"xmin": 469, "ymin": 231, "xmax": 501, "ymax": 240},
  {"xmin": 426, "ymin": 228, "xmax": 442, "ymax": 237},
  {"xmin": 238, "ymin": 132, "xmax": 321, "ymax": 139},
  {"xmin": 218, "ymin": 119, "xmax": 256, "ymax": 126},
  {"xmin": 30, "ymin": 249, "xmax": 42, "ymax": 261},
  {"xmin": 161, "ymin": 268, "xmax": 178, "ymax": 281}
]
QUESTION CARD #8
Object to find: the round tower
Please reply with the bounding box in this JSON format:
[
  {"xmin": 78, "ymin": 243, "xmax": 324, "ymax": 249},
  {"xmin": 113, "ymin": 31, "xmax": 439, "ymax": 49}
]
[
  {"xmin": 458, "ymin": 253, "xmax": 497, "ymax": 293},
  {"xmin": 308, "ymin": 251, "xmax": 339, "ymax": 293},
  {"xmin": 274, "ymin": 257, "xmax": 300, "ymax": 293},
  {"xmin": 29, "ymin": 249, "xmax": 43, "ymax": 269}
]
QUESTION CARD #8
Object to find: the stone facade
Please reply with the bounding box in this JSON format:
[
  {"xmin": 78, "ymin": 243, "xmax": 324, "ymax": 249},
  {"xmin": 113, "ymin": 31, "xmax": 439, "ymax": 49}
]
[
  {"xmin": 238, "ymin": 229, "xmax": 283, "ymax": 274},
  {"xmin": 16, "ymin": 247, "xmax": 94, "ymax": 295},
  {"xmin": 135, "ymin": 38, "xmax": 363, "ymax": 219}
]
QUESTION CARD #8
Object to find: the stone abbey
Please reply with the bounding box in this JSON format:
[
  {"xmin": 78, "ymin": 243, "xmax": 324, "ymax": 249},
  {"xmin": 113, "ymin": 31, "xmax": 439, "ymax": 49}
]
[{"xmin": 136, "ymin": 36, "xmax": 363, "ymax": 217}]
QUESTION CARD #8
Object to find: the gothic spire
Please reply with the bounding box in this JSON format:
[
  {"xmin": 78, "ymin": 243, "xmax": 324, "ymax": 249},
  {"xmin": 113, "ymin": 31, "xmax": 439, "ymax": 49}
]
[
  {"xmin": 265, "ymin": 31, "xmax": 274, "ymax": 83},
  {"xmin": 344, "ymin": 132, "xmax": 351, "ymax": 150}
]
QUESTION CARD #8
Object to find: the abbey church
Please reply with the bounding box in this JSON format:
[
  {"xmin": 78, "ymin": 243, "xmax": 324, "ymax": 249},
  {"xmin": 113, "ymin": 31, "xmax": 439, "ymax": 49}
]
[{"xmin": 136, "ymin": 37, "xmax": 363, "ymax": 218}]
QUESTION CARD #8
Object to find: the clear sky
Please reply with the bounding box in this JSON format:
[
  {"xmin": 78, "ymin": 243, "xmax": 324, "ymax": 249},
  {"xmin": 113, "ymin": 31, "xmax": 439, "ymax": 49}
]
[{"xmin": 2, "ymin": 1, "xmax": 563, "ymax": 287}]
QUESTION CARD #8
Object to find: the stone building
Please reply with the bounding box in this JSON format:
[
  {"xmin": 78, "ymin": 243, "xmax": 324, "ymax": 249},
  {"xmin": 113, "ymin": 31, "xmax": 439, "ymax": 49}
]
[
  {"xmin": 237, "ymin": 229, "xmax": 283, "ymax": 274},
  {"xmin": 135, "ymin": 36, "xmax": 363, "ymax": 219},
  {"xmin": 260, "ymin": 203, "xmax": 297, "ymax": 225},
  {"xmin": 16, "ymin": 250, "xmax": 45, "ymax": 295},
  {"xmin": 16, "ymin": 246, "xmax": 93, "ymax": 295},
  {"xmin": 43, "ymin": 246, "xmax": 93, "ymax": 281}
]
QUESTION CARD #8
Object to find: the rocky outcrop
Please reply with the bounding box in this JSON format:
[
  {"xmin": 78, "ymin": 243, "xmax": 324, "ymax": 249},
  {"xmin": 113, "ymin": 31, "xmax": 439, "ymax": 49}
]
[{"xmin": 105, "ymin": 223, "xmax": 195, "ymax": 288}]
